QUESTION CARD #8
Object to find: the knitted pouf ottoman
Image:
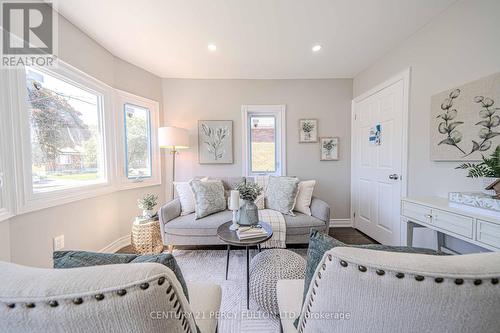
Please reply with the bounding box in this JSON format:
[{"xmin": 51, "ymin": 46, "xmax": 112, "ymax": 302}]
[{"xmin": 249, "ymin": 249, "xmax": 306, "ymax": 314}]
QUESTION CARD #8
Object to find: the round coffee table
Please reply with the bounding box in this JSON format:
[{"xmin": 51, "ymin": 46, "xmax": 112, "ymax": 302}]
[{"xmin": 217, "ymin": 221, "xmax": 273, "ymax": 309}]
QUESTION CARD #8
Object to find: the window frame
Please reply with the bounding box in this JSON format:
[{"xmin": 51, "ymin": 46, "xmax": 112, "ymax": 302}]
[
  {"xmin": 0, "ymin": 69, "xmax": 15, "ymax": 222},
  {"xmin": 241, "ymin": 105, "xmax": 286, "ymax": 177},
  {"xmin": 115, "ymin": 89, "xmax": 161, "ymax": 189},
  {"xmin": 9, "ymin": 63, "xmax": 116, "ymax": 213}
]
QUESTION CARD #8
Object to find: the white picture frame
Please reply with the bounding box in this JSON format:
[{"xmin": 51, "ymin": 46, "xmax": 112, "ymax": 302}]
[
  {"xmin": 320, "ymin": 137, "xmax": 339, "ymax": 161},
  {"xmin": 299, "ymin": 119, "xmax": 318, "ymax": 143}
]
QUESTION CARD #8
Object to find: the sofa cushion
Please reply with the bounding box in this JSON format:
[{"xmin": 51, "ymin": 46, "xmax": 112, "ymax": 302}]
[
  {"xmin": 265, "ymin": 176, "xmax": 300, "ymax": 215},
  {"xmin": 277, "ymin": 279, "xmax": 303, "ymax": 333},
  {"xmin": 53, "ymin": 251, "xmax": 190, "ymax": 301},
  {"xmin": 284, "ymin": 213, "xmax": 326, "ymax": 235},
  {"xmin": 165, "ymin": 210, "xmax": 233, "ymax": 237},
  {"xmin": 190, "ymin": 179, "xmax": 226, "ymax": 219}
]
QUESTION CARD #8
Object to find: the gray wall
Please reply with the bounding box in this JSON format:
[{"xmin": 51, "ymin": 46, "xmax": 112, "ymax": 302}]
[
  {"xmin": 162, "ymin": 78, "xmax": 353, "ymax": 219},
  {"xmin": 353, "ymin": 0, "xmax": 500, "ymax": 251},
  {"xmin": 1, "ymin": 14, "xmax": 165, "ymax": 267}
]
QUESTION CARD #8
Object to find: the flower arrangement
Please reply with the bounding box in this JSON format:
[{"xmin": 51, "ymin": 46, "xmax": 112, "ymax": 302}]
[
  {"xmin": 322, "ymin": 139, "xmax": 335, "ymax": 152},
  {"xmin": 235, "ymin": 182, "xmax": 263, "ymax": 202},
  {"xmin": 302, "ymin": 121, "xmax": 315, "ymax": 134},
  {"xmin": 138, "ymin": 193, "xmax": 159, "ymax": 211},
  {"xmin": 456, "ymin": 145, "xmax": 500, "ymax": 178}
]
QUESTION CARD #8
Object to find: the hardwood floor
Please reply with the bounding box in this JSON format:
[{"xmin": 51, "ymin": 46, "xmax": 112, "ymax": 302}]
[{"xmin": 117, "ymin": 227, "xmax": 378, "ymax": 253}]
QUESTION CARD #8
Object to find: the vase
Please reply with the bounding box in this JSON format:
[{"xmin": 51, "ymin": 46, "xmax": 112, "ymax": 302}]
[
  {"xmin": 482, "ymin": 177, "xmax": 499, "ymax": 196},
  {"xmin": 142, "ymin": 209, "xmax": 154, "ymax": 218},
  {"xmin": 238, "ymin": 200, "xmax": 259, "ymax": 226}
]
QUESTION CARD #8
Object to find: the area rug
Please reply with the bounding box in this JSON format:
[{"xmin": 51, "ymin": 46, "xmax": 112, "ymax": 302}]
[{"xmin": 173, "ymin": 248, "xmax": 307, "ymax": 333}]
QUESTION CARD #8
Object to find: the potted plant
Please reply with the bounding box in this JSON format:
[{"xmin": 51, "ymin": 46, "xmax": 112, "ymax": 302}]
[
  {"xmin": 456, "ymin": 145, "xmax": 500, "ymax": 195},
  {"xmin": 235, "ymin": 182, "xmax": 263, "ymax": 226},
  {"xmin": 137, "ymin": 193, "xmax": 159, "ymax": 219}
]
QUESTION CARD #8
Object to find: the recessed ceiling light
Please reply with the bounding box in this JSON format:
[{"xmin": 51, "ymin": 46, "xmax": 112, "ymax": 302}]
[
  {"xmin": 208, "ymin": 44, "xmax": 217, "ymax": 52},
  {"xmin": 312, "ymin": 44, "xmax": 322, "ymax": 52}
]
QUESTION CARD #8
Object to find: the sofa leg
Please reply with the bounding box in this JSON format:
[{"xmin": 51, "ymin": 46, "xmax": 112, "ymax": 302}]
[{"xmin": 167, "ymin": 245, "xmax": 174, "ymax": 254}]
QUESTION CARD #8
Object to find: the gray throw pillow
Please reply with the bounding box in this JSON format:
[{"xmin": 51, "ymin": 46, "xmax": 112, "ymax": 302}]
[
  {"xmin": 294, "ymin": 230, "xmax": 448, "ymax": 328},
  {"xmin": 265, "ymin": 176, "xmax": 299, "ymax": 215},
  {"xmin": 190, "ymin": 179, "xmax": 226, "ymax": 219},
  {"xmin": 53, "ymin": 251, "xmax": 190, "ymax": 301}
]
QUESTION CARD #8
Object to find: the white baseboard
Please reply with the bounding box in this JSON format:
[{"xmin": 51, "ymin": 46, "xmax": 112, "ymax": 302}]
[
  {"xmin": 99, "ymin": 234, "xmax": 131, "ymax": 253},
  {"xmin": 329, "ymin": 218, "xmax": 353, "ymax": 228}
]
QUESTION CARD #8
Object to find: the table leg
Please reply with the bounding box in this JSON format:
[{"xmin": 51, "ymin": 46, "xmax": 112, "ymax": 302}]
[
  {"xmin": 437, "ymin": 232, "xmax": 445, "ymax": 252},
  {"xmin": 407, "ymin": 221, "xmax": 415, "ymax": 247},
  {"xmin": 246, "ymin": 245, "xmax": 249, "ymax": 310},
  {"xmin": 258, "ymin": 244, "xmax": 261, "ymax": 252},
  {"xmin": 225, "ymin": 245, "xmax": 230, "ymax": 280}
]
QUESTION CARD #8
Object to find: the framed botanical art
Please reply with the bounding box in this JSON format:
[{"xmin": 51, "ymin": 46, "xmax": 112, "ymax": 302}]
[
  {"xmin": 198, "ymin": 120, "xmax": 233, "ymax": 164},
  {"xmin": 299, "ymin": 119, "xmax": 318, "ymax": 143},
  {"xmin": 320, "ymin": 137, "xmax": 339, "ymax": 161}
]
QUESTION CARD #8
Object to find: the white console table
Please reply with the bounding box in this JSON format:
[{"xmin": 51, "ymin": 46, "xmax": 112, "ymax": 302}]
[{"xmin": 402, "ymin": 197, "xmax": 500, "ymax": 252}]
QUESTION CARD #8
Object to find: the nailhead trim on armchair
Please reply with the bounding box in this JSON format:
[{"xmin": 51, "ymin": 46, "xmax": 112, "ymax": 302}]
[{"xmin": 296, "ymin": 251, "xmax": 500, "ymax": 333}]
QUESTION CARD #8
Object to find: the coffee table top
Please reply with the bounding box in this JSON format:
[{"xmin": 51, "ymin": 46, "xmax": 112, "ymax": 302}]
[{"xmin": 217, "ymin": 221, "xmax": 273, "ymax": 246}]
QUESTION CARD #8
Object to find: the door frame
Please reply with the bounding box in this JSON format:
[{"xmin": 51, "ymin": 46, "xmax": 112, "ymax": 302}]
[{"xmin": 350, "ymin": 68, "xmax": 411, "ymax": 244}]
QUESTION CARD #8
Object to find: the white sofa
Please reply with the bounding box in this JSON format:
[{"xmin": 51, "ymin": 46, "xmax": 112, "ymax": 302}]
[
  {"xmin": 0, "ymin": 261, "xmax": 221, "ymax": 333},
  {"xmin": 277, "ymin": 247, "xmax": 500, "ymax": 333}
]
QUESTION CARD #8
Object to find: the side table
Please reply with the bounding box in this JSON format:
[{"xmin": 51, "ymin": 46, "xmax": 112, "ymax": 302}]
[
  {"xmin": 131, "ymin": 218, "xmax": 164, "ymax": 255},
  {"xmin": 217, "ymin": 221, "xmax": 273, "ymax": 309}
]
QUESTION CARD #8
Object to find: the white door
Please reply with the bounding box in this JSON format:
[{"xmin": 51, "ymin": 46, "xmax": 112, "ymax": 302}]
[{"xmin": 351, "ymin": 72, "xmax": 408, "ymax": 245}]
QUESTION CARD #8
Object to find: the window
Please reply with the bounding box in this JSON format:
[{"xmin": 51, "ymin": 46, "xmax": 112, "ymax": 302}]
[
  {"xmin": 25, "ymin": 67, "xmax": 106, "ymax": 193},
  {"xmin": 2, "ymin": 61, "xmax": 160, "ymax": 214},
  {"xmin": 116, "ymin": 90, "xmax": 160, "ymax": 188},
  {"xmin": 242, "ymin": 105, "xmax": 286, "ymax": 176},
  {"xmin": 124, "ymin": 103, "xmax": 152, "ymax": 179}
]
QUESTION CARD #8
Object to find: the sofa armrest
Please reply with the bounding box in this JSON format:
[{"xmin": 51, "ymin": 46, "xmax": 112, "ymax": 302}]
[
  {"xmin": 310, "ymin": 197, "xmax": 330, "ymax": 225},
  {"xmin": 159, "ymin": 198, "xmax": 182, "ymax": 242}
]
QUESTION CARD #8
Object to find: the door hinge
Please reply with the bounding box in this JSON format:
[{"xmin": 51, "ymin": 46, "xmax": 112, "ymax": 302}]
[
  {"xmin": 354, "ymin": 114, "xmax": 357, "ymax": 120},
  {"xmin": 353, "ymin": 212, "xmax": 356, "ymax": 218}
]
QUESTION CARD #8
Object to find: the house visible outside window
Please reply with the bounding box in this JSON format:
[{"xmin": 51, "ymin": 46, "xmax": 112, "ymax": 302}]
[
  {"xmin": 25, "ymin": 67, "xmax": 105, "ymax": 193},
  {"xmin": 124, "ymin": 103, "xmax": 152, "ymax": 179},
  {"xmin": 242, "ymin": 105, "xmax": 286, "ymax": 177},
  {"xmin": 250, "ymin": 116, "xmax": 276, "ymax": 174}
]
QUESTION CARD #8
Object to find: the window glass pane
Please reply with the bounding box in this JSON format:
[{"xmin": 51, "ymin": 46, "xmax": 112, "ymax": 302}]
[
  {"xmin": 26, "ymin": 67, "xmax": 105, "ymax": 193},
  {"xmin": 124, "ymin": 103, "xmax": 152, "ymax": 179},
  {"xmin": 250, "ymin": 116, "xmax": 276, "ymax": 173}
]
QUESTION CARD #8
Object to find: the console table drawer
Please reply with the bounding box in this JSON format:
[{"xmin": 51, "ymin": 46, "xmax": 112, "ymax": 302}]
[
  {"xmin": 432, "ymin": 210, "xmax": 473, "ymax": 239},
  {"xmin": 402, "ymin": 202, "xmax": 432, "ymax": 224},
  {"xmin": 477, "ymin": 220, "xmax": 500, "ymax": 249}
]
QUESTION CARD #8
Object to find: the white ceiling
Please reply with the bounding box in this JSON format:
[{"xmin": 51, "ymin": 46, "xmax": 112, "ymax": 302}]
[{"xmin": 56, "ymin": 0, "xmax": 455, "ymax": 79}]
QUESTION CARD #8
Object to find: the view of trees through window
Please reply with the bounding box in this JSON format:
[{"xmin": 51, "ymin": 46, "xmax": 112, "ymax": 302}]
[
  {"xmin": 250, "ymin": 116, "xmax": 276, "ymax": 173},
  {"xmin": 26, "ymin": 67, "xmax": 104, "ymax": 192},
  {"xmin": 124, "ymin": 104, "xmax": 152, "ymax": 179}
]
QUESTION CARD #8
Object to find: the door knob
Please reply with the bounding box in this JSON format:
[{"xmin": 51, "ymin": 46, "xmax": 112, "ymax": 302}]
[{"xmin": 389, "ymin": 174, "xmax": 399, "ymax": 180}]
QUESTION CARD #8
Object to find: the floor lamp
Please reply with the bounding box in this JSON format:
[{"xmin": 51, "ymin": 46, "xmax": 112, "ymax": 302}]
[{"xmin": 158, "ymin": 126, "xmax": 189, "ymax": 199}]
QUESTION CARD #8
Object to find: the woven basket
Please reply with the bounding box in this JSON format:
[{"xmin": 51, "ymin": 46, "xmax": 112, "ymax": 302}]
[{"xmin": 131, "ymin": 219, "xmax": 164, "ymax": 255}]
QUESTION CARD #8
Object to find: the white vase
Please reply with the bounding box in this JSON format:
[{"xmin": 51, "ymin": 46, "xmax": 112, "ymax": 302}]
[
  {"xmin": 481, "ymin": 177, "xmax": 499, "ymax": 196},
  {"xmin": 142, "ymin": 209, "xmax": 154, "ymax": 218}
]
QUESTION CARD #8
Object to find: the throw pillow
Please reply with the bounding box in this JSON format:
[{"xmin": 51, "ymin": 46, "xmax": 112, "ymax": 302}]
[
  {"xmin": 265, "ymin": 176, "xmax": 299, "ymax": 215},
  {"xmin": 174, "ymin": 181, "xmax": 195, "ymax": 215},
  {"xmin": 53, "ymin": 251, "xmax": 190, "ymax": 301},
  {"xmin": 293, "ymin": 180, "xmax": 316, "ymax": 215},
  {"xmin": 253, "ymin": 175, "xmax": 269, "ymax": 210},
  {"xmin": 294, "ymin": 230, "xmax": 448, "ymax": 328},
  {"xmin": 190, "ymin": 179, "xmax": 226, "ymax": 219}
]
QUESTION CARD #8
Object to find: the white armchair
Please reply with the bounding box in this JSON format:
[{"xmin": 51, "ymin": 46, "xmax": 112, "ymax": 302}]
[
  {"xmin": 0, "ymin": 261, "xmax": 221, "ymax": 333},
  {"xmin": 278, "ymin": 247, "xmax": 500, "ymax": 333}
]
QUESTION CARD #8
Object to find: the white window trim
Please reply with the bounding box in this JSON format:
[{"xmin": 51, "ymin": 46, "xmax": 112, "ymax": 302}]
[
  {"xmin": 115, "ymin": 89, "xmax": 161, "ymax": 190},
  {"xmin": 0, "ymin": 69, "xmax": 15, "ymax": 222},
  {"xmin": 1, "ymin": 60, "xmax": 162, "ymax": 215},
  {"xmin": 241, "ymin": 105, "xmax": 286, "ymax": 177}
]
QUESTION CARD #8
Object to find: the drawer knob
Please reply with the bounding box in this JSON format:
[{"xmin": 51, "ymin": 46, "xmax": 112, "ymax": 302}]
[{"xmin": 425, "ymin": 214, "xmax": 433, "ymax": 219}]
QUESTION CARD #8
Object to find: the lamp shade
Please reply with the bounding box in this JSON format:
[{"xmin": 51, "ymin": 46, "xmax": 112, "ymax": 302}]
[{"xmin": 158, "ymin": 126, "xmax": 189, "ymax": 149}]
